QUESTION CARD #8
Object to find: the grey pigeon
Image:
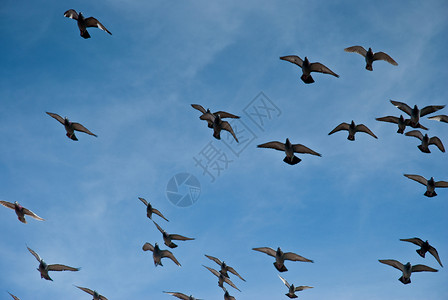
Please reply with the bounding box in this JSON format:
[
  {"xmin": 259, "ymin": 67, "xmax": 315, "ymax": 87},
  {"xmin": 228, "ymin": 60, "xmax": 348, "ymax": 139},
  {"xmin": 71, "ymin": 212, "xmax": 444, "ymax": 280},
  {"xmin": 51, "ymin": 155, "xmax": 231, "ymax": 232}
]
[
  {"xmin": 257, "ymin": 138, "xmax": 321, "ymax": 165},
  {"xmin": 199, "ymin": 113, "xmax": 238, "ymax": 142},
  {"xmin": 378, "ymin": 259, "xmax": 437, "ymax": 284},
  {"xmin": 153, "ymin": 221, "xmax": 194, "ymax": 249},
  {"xmin": 64, "ymin": 9, "xmax": 111, "ymax": 39},
  {"xmin": 404, "ymin": 174, "xmax": 448, "ymax": 197},
  {"xmin": 280, "ymin": 55, "xmax": 339, "ymax": 84},
  {"xmin": 328, "ymin": 120, "xmax": 377, "ymax": 141},
  {"xmin": 191, "ymin": 104, "xmax": 239, "ymax": 129},
  {"xmin": 252, "ymin": 247, "xmax": 313, "ymax": 272},
  {"xmin": 46, "ymin": 112, "xmax": 97, "ymax": 141},
  {"xmin": 205, "ymin": 254, "xmax": 245, "ymax": 281},
  {"xmin": 138, "ymin": 197, "xmax": 169, "ymax": 222},
  {"xmin": 203, "ymin": 265, "xmax": 241, "ymax": 292},
  {"xmin": 344, "ymin": 46, "xmax": 397, "ymax": 71},
  {"xmin": 376, "ymin": 115, "xmax": 427, "ymax": 134},
  {"xmin": 0, "ymin": 200, "xmax": 44, "ymax": 223},
  {"xmin": 278, "ymin": 275, "xmax": 313, "ymax": 299},
  {"xmin": 75, "ymin": 286, "xmax": 108, "ymax": 300},
  {"xmin": 142, "ymin": 242, "xmax": 181, "ymax": 267},
  {"xmin": 390, "ymin": 100, "xmax": 445, "ymax": 128},
  {"xmin": 27, "ymin": 246, "xmax": 80, "ymax": 281},
  {"xmin": 400, "ymin": 238, "xmax": 443, "ymax": 267},
  {"xmin": 405, "ymin": 130, "xmax": 445, "ymax": 153}
]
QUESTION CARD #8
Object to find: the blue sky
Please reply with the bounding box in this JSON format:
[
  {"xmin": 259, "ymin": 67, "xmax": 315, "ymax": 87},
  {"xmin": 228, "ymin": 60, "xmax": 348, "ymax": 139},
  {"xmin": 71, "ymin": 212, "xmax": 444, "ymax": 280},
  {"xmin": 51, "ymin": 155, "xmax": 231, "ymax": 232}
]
[{"xmin": 1, "ymin": 0, "xmax": 447, "ymax": 299}]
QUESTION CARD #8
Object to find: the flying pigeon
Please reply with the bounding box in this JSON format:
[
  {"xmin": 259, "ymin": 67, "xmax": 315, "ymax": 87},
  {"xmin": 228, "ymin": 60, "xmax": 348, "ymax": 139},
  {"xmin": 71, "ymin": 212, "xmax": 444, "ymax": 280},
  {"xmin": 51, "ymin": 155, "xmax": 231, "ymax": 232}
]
[
  {"xmin": 257, "ymin": 138, "xmax": 321, "ymax": 165},
  {"xmin": 46, "ymin": 112, "xmax": 97, "ymax": 141},
  {"xmin": 252, "ymin": 247, "xmax": 313, "ymax": 272},
  {"xmin": 328, "ymin": 120, "xmax": 377, "ymax": 141},
  {"xmin": 280, "ymin": 55, "xmax": 339, "ymax": 84},
  {"xmin": 64, "ymin": 9, "xmax": 112, "ymax": 39},
  {"xmin": 344, "ymin": 46, "xmax": 397, "ymax": 71},
  {"xmin": 0, "ymin": 201, "xmax": 44, "ymax": 223}
]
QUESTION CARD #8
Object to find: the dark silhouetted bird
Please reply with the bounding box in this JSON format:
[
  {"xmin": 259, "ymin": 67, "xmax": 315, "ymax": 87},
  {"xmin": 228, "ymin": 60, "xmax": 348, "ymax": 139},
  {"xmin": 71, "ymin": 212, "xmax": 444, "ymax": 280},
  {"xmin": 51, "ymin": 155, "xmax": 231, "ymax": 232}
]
[
  {"xmin": 390, "ymin": 100, "xmax": 445, "ymax": 128},
  {"xmin": 278, "ymin": 275, "xmax": 313, "ymax": 299},
  {"xmin": 46, "ymin": 112, "xmax": 97, "ymax": 141},
  {"xmin": 153, "ymin": 221, "xmax": 194, "ymax": 249},
  {"xmin": 378, "ymin": 259, "xmax": 437, "ymax": 284},
  {"xmin": 191, "ymin": 104, "xmax": 239, "ymax": 129},
  {"xmin": 64, "ymin": 9, "xmax": 111, "ymax": 39},
  {"xmin": 405, "ymin": 130, "xmax": 445, "ymax": 153},
  {"xmin": 344, "ymin": 46, "xmax": 397, "ymax": 71},
  {"xmin": 376, "ymin": 115, "xmax": 427, "ymax": 134},
  {"xmin": 138, "ymin": 197, "xmax": 169, "ymax": 222},
  {"xmin": 75, "ymin": 286, "xmax": 108, "ymax": 300},
  {"xmin": 205, "ymin": 254, "xmax": 245, "ymax": 281},
  {"xmin": 252, "ymin": 247, "xmax": 313, "ymax": 272},
  {"xmin": 0, "ymin": 201, "xmax": 44, "ymax": 223},
  {"xmin": 400, "ymin": 238, "xmax": 443, "ymax": 267},
  {"xmin": 142, "ymin": 242, "xmax": 181, "ymax": 267},
  {"xmin": 329, "ymin": 120, "xmax": 377, "ymax": 141},
  {"xmin": 257, "ymin": 138, "xmax": 321, "ymax": 165},
  {"xmin": 199, "ymin": 113, "xmax": 238, "ymax": 142},
  {"xmin": 203, "ymin": 265, "xmax": 241, "ymax": 292},
  {"xmin": 404, "ymin": 174, "xmax": 448, "ymax": 197},
  {"xmin": 280, "ymin": 55, "xmax": 339, "ymax": 84}
]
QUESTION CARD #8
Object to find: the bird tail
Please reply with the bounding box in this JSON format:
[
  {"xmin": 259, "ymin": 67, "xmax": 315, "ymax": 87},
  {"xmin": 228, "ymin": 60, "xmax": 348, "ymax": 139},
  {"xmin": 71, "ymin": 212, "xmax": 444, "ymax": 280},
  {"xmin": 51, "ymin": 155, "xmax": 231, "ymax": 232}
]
[
  {"xmin": 424, "ymin": 190, "xmax": 437, "ymax": 197},
  {"xmin": 283, "ymin": 155, "xmax": 301, "ymax": 165},
  {"xmin": 67, "ymin": 133, "xmax": 78, "ymax": 141},
  {"xmin": 399, "ymin": 276, "xmax": 411, "ymax": 284},
  {"xmin": 416, "ymin": 249, "xmax": 426, "ymax": 258},
  {"xmin": 418, "ymin": 145, "xmax": 430, "ymax": 153},
  {"xmin": 301, "ymin": 74, "xmax": 314, "ymax": 84},
  {"xmin": 286, "ymin": 293, "xmax": 298, "ymax": 299},
  {"xmin": 81, "ymin": 30, "xmax": 91, "ymax": 39},
  {"xmin": 168, "ymin": 242, "xmax": 178, "ymax": 249},
  {"xmin": 274, "ymin": 262, "xmax": 288, "ymax": 272},
  {"xmin": 347, "ymin": 134, "xmax": 355, "ymax": 141},
  {"xmin": 366, "ymin": 64, "xmax": 373, "ymax": 71}
]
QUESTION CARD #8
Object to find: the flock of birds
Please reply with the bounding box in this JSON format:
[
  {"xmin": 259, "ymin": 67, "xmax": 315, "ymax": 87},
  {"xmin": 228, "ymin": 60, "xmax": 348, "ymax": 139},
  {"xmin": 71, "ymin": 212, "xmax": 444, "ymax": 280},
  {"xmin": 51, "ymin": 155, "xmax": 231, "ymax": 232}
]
[{"xmin": 1, "ymin": 7, "xmax": 447, "ymax": 300}]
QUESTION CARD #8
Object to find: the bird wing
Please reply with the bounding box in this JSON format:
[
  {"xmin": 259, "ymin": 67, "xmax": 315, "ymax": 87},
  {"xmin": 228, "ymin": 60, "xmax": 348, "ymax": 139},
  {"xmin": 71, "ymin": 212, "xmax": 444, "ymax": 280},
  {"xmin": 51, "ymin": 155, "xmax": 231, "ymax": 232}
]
[
  {"xmin": 280, "ymin": 55, "xmax": 303, "ymax": 67},
  {"xmin": 399, "ymin": 237, "xmax": 424, "ymax": 246},
  {"xmin": 295, "ymin": 286, "xmax": 313, "ymax": 291},
  {"xmin": 64, "ymin": 9, "xmax": 79, "ymax": 20},
  {"xmin": 138, "ymin": 197, "xmax": 148, "ymax": 206},
  {"xmin": 344, "ymin": 46, "xmax": 367, "ymax": 57},
  {"xmin": 221, "ymin": 121, "xmax": 239, "ymax": 143},
  {"xmin": 429, "ymin": 137, "xmax": 445, "ymax": 152},
  {"xmin": 48, "ymin": 264, "xmax": 80, "ymax": 272},
  {"xmin": 215, "ymin": 111, "xmax": 240, "ymax": 119},
  {"xmin": 376, "ymin": 116, "xmax": 399, "ymax": 124},
  {"xmin": 372, "ymin": 52, "xmax": 398, "ymax": 65},
  {"xmin": 309, "ymin": 62, "xmax": 339, "ymax": 77},
  {"xmin": 292, "ymin": 144, "xmax": 321, "ymax": 156},
  {"xmin": 278, "ymin": 274, "xmax": 290, "ymax": 288},
  {"xmin": 435, "ymin": 181, "xmax": 448, "ymax": 188},
  {"xmin": 355, "ymin": 124, "xmax": 378, "ymax": 139},
  {"xmin": 411, "ymin": 264, "xmax": 438, "ymax": 273},
  {"xmin": 223, "ymin": 276, "xmax": 241, "ymax": 292},
  {"xmin": 428, "ymin": 115, "xmax": 448, "ymax": 123},
  {"xmin": 283, "ymin": 252, "xmax": 313, "ymax": 263},
  {"xmin": 257, "ymin": 141, "xmax": 285, "ymax": 151},
  {"xmin": 84, "ymin": 17, "xmax": 112, "ymax": 35},
  {"xmin": 252, "ymin": 247, "xmax": 276, "ymax": 257},
  {"xmin": 153, "ymin": 221, "xmax": 165, "ymax": 234},
  {"xmin": 0, "ymin": 200, "xmax": 15, "ymax": 210},
  {"xmin": 378, "ymin": 259, "xmax": 404, "ymax": 271},
  {"xmin": 203, "ymin": 265, "xmax": 220, "ymax": 278},
  {"xmin": 163, "ymin": 292, "xmax": 189, "ymax": 300},
  {"xmin": 200, "ymin": 112, "xmax": 215, "ymax": 123},
  {"xmin": 328, "ymin": 123, "xmax": 350, "ymax": 135},
  {"xmin": 161, "ymin": 250, "xmax": 181, "ymax": 266},
  {"xmin": 152, "ymin": 208, "xmax": 169, "ymax": 222},
  {"xmin": 205, "ymin": 254, "xmax": 222, "ymax": 266},
  {"xmin": 100, "ymin": 296, "xmax": 108, "ymax": 300},
  {"xmin": 142, "ymin": 242, "xmax": 154, "ymax": 252},
  {"xmin": 404, "ymin": 174, "xmax": 428, "ymax": 186},
  {"xmin": 22, "ymin": 208, "xmax": 45, "ymax": 221},
  {"xmin": 71, "ymin": 122, "xmax": 97, "ymax": 136},
  {"xmin": 390, "ymin": 100, "xmax": 412, "ymax": 116},
  {"xmin": 170, "ymin": 234, "xmax": 195, "ymax": 241},
  {"xmin": 428, "ymin": 246, "xmax": 443, "ymax": 267},
  {"xmin": 191, "ymin": 104, "xmax": 207, "ymax": 114},
  {"xmin": 27, "ymin": 246, "xmax": 41, "ymax": 262},
  {"xmin": 75, "ymin": 286, "xmax": 94, "ymax": 296},
  {"xmin": 405, "ymin": 130, "xmax": 424, "ymax": 141},
  {"xmin": 8, "ymin": 292, "xmax": 20, "ymax": 300},
  {"xmin": 46, "ymin": 112, "xmax": 65, "ymax": 125},
  {"xmin": 420, "ymin": 105, "xmax": 445, "ymax": 117},
  {"xmin": 227, "ymin": 266, "xmax": 245, "ymax": 281}
]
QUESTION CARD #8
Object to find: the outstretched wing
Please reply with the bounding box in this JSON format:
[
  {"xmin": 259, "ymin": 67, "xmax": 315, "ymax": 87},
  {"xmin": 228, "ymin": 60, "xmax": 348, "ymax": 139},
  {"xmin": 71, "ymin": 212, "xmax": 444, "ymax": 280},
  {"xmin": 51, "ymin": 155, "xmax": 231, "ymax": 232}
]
[
  {"xmin": 344, "ymin": 46, "xmax": 367, "ymax": 57},
  {"xmin": 376, "ymin": 116, "xmax": 399, "ymax": 124},
  {"xmin": 252, "ymin": 247, "xmax": 276, "ymax": 257},
  {"xmin": 390, "ymin": 100, "xmax": 412, "ymax": 116},
  {"xmin": 163, "ymin": 292, "xmax": 189, "ymax": 300},
  {"xmin": 400, "ymin": 237, "xmax": 424, "ymax": 246},
  {"xmin": 85, "ymin": 17, "xmax": 112, "ymax": 35},
  {"xmin": 46, "ymin": 112, "xmax": 65, "ymax": 125},
  {"xmin": 283, "ymin": 252, "xmax": 313, "ymax": 263},
  {"xmin": 0, "ymin": 200, "xmax": 15, "ymax": 210},
  {"xmin": 292, "ymin": 144, "xmax": 321, "ymax": 156},
  {"xmin": 405, "ymin": 130, "xmax": 424, "ymax": 141},
  {"xmin": 8, "ymin": 292, "xmax": 20, "ymax": 300},
  {"xmin": 64, "ymin": 9, "xmax": 79, "ymax": 20},
  {"xmin": 428, "ymin": 137, "xmax": 445, "ymax": 152},
  {"xmin": 355, "ymin": 124, "xmax": 378, "ymax": 139},
  {"xmin": 223, "ymin": 276, "xmax": 241, "ymax": 292},
  {"xmin": 428, "ymin": 246, "xmax": 443, "ymax": 267},
  {"xmin": 411, "ymin": 264, "xmax": 438, "ymax": 273},
  {"xmin": 75, "ymin": 286, "xmax": 94, "ymax": 296},
  {"xmin": 72, "ymin": 122, "xmax": 97, "ymax": 137},
  {"xmin": 428, "ymin": 115, "xmax": 448, "ymax": 123},
  {"xmin": 170, "ymin": 234, "xmax": 195, "ymax": 241},
  {"xmin": 23, "ymin": 208, "xmax": 45, "ymax": 221},
  {"xmin": 152, "ymin": 221, "xmax": 165, "ymax": 234},
  {"xmin": 191, "ymin": 104, "xmax": 207, "ymax": 114},
  {"xmin": 309, "ymin": 62, "xmax": 339, "ymax": 77},
  {"xmin": 379, "ymin": 259, "xmax": 404, "ymax": 271},
  {"xmin": 420, "ymin": 105, "xmax": 445, "ymax": 117},
  {"xmin": 205, "ymin": 254, "xmax": 222, "ymax": 266},
  {"xmin": 227, "ymin": 266, "xmax": 245, "ymax": 281},
  {"xmin": 48, "ymin": 264, "xmax": 80, "ymax": 272},
  {"xmin": 161, "ymin": 250, "xmax": 181, "ymax": 266},
  {"xmin": 278, "ymin": 274, "xmax": 290, "ymax": 288},
  {"xmin": 435, "ymin": 181, "xmax": 448, "ymax": 188},
  {"xmin": 138, "ymin": 197, "xmax": 148, "ymax": 206},
  {"xmin": 280, "ymin": 55, "xmax": 303, "ymax": 67},
  {"xmin": 203, "ymin": 265, "xmax": 220, "ymax": 278},
  {"xmin": 373, "ymin": 52, "xmax": 398, "ymax": 65},
  {"xmin": 295, "ymin": 286, "xmax": 313, "ymax": 291},
  {"xmin": 257, "ymin": 141, "xmax": 285, "ymax": 151},
  {"xmin": 27, "ymin": 246, "xmax": 41, "ymax": 262},
  {"xmin": 328, "ymin": 123, "xmax": 350, "ymax": 135},
  {"xmin": 152, "ymin": 208, "xmax": 169, "ymax": 222},
  {"xmin": 142, "ymin": 242, "xmax": 154, "ymax": 252},
  {"xmin": 215, "ymin": 111, "xmax": 240, "ymax": 119},
  {"xmin": 404, "ymin": 174, "xmax": 428, "ymax": 186},
  {"xmin": 221, "ymin": 121, "xmax": 239, "ymax": 143}
]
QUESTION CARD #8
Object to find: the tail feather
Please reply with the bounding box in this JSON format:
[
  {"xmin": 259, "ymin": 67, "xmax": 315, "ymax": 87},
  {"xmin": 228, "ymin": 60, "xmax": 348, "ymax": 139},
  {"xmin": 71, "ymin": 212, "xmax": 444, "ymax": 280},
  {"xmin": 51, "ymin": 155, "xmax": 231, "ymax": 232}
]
[
  {"xmin": 347, "ymin": 135, "xmax": 355, "ymax": 141},
  {"xmin": 366, "ymin": 64, "xmax": 373, "ymax": 71},
  {"xmin": 81, "ymin": 30, "xmax": 91, "ymax": 39},
  {"xmin": 424, "ymin": 191, "xmax": 437, "ymax": 197},
  {"xmin": 418, "ymin": 145, "xmax": 430, "ymax": 153},
  {"xmin": 399, "ymin": 276, "xmax": 411, "ymax": 284},
  {"xmin": 274, "ymin": 262, "xmax": 288, "ymax": 272},
  {"xmin": 283, "ymin": 155, "xmax": 301, "ymax": 165},
  {"xmin": 301, "ymin": 74, "xmax": 315, "ymax": 84},
  {"xmin": 416, "ymin": 249, "xmax": 426, "ymax": 258}
]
